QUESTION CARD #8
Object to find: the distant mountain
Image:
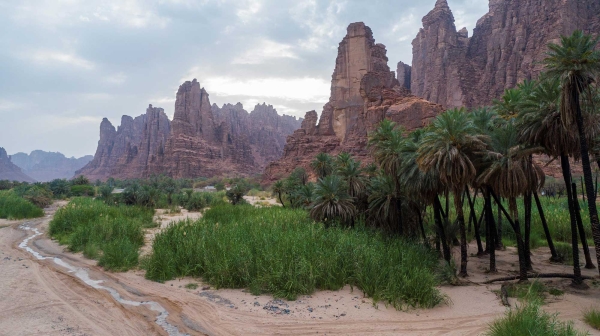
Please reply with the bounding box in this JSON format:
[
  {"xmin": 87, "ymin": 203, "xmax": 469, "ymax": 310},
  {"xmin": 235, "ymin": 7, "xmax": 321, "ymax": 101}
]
[
  {"xmin": 0, "ymin": 147, "xmax": 35, "ymax": 182},
  {"xmin": 10, "ymin": 150, "xmax": 93, "ymax": 182}
]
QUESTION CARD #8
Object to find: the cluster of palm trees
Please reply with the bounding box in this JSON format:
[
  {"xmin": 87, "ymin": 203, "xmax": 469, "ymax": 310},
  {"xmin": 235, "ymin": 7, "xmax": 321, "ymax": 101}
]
[{"xmin": 272, "ymin": 30, "xmax": 600, "ymax": 284}]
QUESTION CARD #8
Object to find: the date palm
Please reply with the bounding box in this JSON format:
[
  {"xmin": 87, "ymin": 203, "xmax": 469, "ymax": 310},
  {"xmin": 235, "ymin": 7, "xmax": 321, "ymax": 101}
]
[
  {"xmin": 310, "ymin": 175, "xmax": 356, "ymax": 224},
  {"xmin": 417, "ymin": 108, "xmax": 488, "ymax": 277},
  {"xmin": 311, "ymin": 153, "xmax": 334, "ymax": 179},
  {"xmin": 272, "ymin": 180, "xmax": 286, "ymax": 208},
  {"xmin": 544, "ymin": 30, "xmax": 600, "ymax": 275}
]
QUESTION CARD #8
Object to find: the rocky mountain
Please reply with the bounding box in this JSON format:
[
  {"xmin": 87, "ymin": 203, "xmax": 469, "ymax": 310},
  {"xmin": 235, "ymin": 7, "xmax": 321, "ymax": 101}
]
[
  {"xmin": 411, "ymin": 0, "xmax": 600, "ymax": 108},
  {"xmin": 264, "ymin": 22, "xmax": 444, "ymax": 182},
  {"xmin": 0, "ymin": 147, "xmax": 35, "ymax": 182},
  {"xmin": 10, "ymin": 151, "xmax": 93, "ymax": 182},
  {"xmin": 77, "ymin": 85, "xmax": 302, "ymax": 180}
]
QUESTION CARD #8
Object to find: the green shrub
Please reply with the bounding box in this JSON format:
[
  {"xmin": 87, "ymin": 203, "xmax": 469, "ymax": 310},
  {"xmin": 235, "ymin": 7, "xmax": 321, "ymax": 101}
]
[
  {"xmin": 145, "ymin": 204, "xmax": 444, "ymax": 309},
  {"xmin": 584, "ymin": 308, "xmax": 600, "ymax": 330},
  {"xmin": 185, "ymin": 192, "xmax": 225, "ymax": 211},
  {"xmin": 70, "ymin": 184, "xmax": 95, "ymax": 197},
  {"xmin": 0, "ymin": 190, "xmax": 44, "ymax": 219},
  {"xmin": 487, "ymin": 299, "xmax": 585, "ymax": 336},
  {"xmin": 555, "ymin": 242, "xmax": 573, "ymax": 265},
  {"xmin": 49, "ymin": 198, "xmax": 153, "ymax": 271}
]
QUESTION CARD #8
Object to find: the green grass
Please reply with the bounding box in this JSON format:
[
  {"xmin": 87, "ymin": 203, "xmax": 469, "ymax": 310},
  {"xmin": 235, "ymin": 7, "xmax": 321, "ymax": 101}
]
[
  {"xmin": 185, "ymin": 283, "xmax": 198, "ymax": 290},
  {"xmin": 144, "ymin": 204, "xmax": 445, "ymax": 309},
  {"xmin": 504, "ymin": 281, "xmax": 547, "ymax": 303},
  {"xmin": 487, "ymin": 299, "xmax": 587, "ymax": 336},
  {"xmin": 0, "ymin": 190, "xmax": 44, "ymax": 219},
  {"xmin": 584, "ymin": 308, "xmax": 600, "ymax": 330},
  {"xmin": 49, "ymin": 198, "xmax": 154, "ymax": 271}
]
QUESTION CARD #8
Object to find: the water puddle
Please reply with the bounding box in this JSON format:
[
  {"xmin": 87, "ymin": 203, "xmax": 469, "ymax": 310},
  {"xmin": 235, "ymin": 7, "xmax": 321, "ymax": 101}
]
[{"xmin": 18, "ymin": 221, "xmax": 189, "ymax": 336}]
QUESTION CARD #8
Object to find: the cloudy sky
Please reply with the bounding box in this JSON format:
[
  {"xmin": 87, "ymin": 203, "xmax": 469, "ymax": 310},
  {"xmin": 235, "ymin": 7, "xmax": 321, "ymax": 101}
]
[{"xmin": 0, "ymin": 0, "xmax": 488, "ymax": 157}]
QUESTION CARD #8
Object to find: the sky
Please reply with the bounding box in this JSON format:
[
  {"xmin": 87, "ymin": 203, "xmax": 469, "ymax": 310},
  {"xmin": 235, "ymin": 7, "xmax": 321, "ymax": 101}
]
[{"xmin": 0, "ymin": 0, "xmax": 488, "ymax": 158}]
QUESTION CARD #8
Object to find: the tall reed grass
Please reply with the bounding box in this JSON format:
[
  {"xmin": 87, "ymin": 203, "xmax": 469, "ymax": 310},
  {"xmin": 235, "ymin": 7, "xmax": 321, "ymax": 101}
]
[
  {"xmin": 0, "ymin": 190, "xmax": 44, "ymax": 219},
  {"xmin": 145, "ymin": 204, "xmax": 444, "ymax": 309},
  {"xmin": 49, "ymin": 198, "xmax": 154, "ymax": 271}
]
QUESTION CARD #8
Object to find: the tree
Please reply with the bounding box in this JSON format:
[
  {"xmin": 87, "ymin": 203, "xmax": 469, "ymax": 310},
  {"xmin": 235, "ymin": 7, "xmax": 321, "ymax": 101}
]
[
  {"xmin": 310, "ymin": 175, "xmax": 356, "ymax": 224},
  {"xmin": 71, "ymin": 175, "xmax": 90, "ymax": 186},
  {"xmin": 418, "ymin": 108, "xmax": 488, "ymax": 277},
  {"xmin": 272, "ymin": 180, "xmax": 286, "ymax": 207},
  {"xmin": 292, "ymin": 183, "xmax": 314, "ymax": 210},
  {"xmin": 337, "ymin": 157, "xmax": 366, "ymax": 198},
  {"xmin": 310, "ymin": 153, "xmax": 334, "ymax": 179},
  {"xmin": 544, "ymin": 30, "xmax": 600, "ymax": 276},
  {"xmin": 226, "ymin": 184, "xmax": 248, "ymax": 205}
]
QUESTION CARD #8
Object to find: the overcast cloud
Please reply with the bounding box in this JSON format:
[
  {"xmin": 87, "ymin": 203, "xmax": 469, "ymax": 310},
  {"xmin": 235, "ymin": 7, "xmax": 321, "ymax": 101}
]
[{"xmin": 0, "ymin": 0, "xmax": 488, "ymax": 157}]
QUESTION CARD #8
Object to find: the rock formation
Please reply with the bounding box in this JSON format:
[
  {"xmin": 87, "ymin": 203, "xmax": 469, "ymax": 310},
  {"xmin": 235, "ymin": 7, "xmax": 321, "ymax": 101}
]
[
  {"xmin": 411, "ymin": 0, "xmax": 600, "ymax": 108},
  {"xmin": 77, "ymin": 82, "xmax": 302, "ymax": 180},
  {"xmin": 10, "ymin": 151, "xmax": 93, "ymax": 182},
  {"xmin": 396, "ymin": 61, "xmax": 411, "ymax": 90},
  {"xmin": 0, "ymin": 147, "xmax": 35, "ymax": 182},
  {"xmin": 264, "ymin": 22, "xmax": 444, "ymax": 182}
]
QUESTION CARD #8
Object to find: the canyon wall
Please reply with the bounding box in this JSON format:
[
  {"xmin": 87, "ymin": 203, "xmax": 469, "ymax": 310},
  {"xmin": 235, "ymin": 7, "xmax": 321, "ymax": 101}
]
[
  {"xmin": 77, "ymin": 82, "xmax": 302, "ymax": 180},
  {"xmin": 0, "ymin": 147, "xmax": 35, "ymax": 182},
  {"xmin": 264, "ymin": 22, "xmax": 444, "ymax": 182},
  {"xmin": 411, "ymin": 0, "xmax": 600, "ymax": 108},
  {"xmin": 10, "ymin": 151, "xmax": 93, "ymax": 182}
]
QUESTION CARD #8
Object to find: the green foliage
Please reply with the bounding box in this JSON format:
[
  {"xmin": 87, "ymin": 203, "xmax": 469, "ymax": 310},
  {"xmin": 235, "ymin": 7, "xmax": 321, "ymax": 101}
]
[
  {"xmin": 71, "ymin": 175, "xmax": 90, "ymax": 186},
  {"xmin": 0, "ymin": 190, "xmax": 44, "ymax": 219},
  {"xmin": 49, "ymin": 179, "xmax": 71, "ymax": 198},
  {"xmin": 310, "ymin": 175, "xmax": 356, "ymax": 224},
  {"xmin": 504, "ymin": 281, "xmax": 547, "ymax": 303},
  {"xmin": 310, "ymin": 152, "xmax": 334, "ymax": 179},
  {"xmin": 145, "ymin": 204, "xmax": 444, "ymax": 309},
  {"xmin": 185, "ymin": 191, "xmax": 225, "ymax": 211},
  {"xmin": 70, "ymin": 184, "xmax": 95, "ymax": 197},
  {"xmin": 185, "ymin": 283, "xmax": 199, "ymax": 290},
  {"xmin": 226, "ymin": 183, "xmax": 248, "ymax": 205},
  {"xmin": 584, "ymin": 308, "xmax": 600, "ymax": 330},
  {"xmin": 15, "ymin": 185, "xmax": 53, "ymax": 208},
  {"xmin": 49, "ymin": 198, "xmax": 153, "ymax": 271}
]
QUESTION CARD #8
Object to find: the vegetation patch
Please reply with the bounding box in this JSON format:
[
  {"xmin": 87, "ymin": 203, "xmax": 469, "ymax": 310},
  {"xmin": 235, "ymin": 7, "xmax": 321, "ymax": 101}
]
[
  {"xmin": 144, "ymin": 204, "xmax": 445, "ymax": 309},
  {"xmin": 0, "ymin": 190, "xmax": 44, "ymax": 219},
  {"xmin": 49, "ymin": 198, "xmax": 154, "ymax": 271},
  {"xmin": 584, "ymin": 308, "xmax": 600, "ymax": 330}
]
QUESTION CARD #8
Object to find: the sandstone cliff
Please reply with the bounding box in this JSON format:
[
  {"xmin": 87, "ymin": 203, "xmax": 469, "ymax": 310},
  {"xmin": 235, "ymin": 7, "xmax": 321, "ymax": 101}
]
[
  {"xmin": 264, "ymin": 22, "xmax": 444, "ymax": 182},
  {"xmin": 10, "ymin": 151, "xmax": 92, "ymax": 182},
  {"xmin": 0, "ymin": 147, "xmax": 35, "ymax": 183},
  {"xmin": 411, "ymin": 0, "xmax": 600, "ymax": 108},
  {"xmin": 77, "ymin": 82, "xmax": 302, "ymax": 180}
]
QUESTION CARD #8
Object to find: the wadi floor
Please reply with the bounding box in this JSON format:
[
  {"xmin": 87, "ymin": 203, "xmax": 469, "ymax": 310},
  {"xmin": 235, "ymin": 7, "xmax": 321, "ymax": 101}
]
[{"xmin": 1, "ymin": 202, "xmax": 599, "ymax": 335}]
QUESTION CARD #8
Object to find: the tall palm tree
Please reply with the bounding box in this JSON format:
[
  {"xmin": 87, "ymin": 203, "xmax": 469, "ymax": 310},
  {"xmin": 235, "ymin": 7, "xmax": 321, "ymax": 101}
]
[
  {"xmin": 418, "ymin": 108, "xmax": 488, "ymax": 277},
  {"xmin": 369, "ymin": 120, "xmax": 406, "ymax": 234},
  {"xmin": 310, "ymin": 175, "xmax": 356, "ymax": 224},
  {"xmin": 544, "ymin": 30, "xmax": 600, "ymax": 275},
  {"xmin": 479, "ymin": 121, "xmax": 545, "ymax": 281},
  {"xmin": 337, "ymin": 158, "xmax": 367, "ymax": 198},
  {"xmin": 311, "ymin": 153, "xmax": 334, "ymax": 179},
  {"xmin": 368, "ymin": 174, "xmax": 401, "ymax": 232},
  {"xmin": 293, "ymin": 183, "xmax": 314, "ymax": 210}
]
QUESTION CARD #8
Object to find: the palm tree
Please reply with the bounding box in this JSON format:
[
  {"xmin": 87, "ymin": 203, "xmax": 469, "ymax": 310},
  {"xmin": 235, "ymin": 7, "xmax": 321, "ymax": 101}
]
[
  {"xmin": 272, "ymin": 180, "xmax": 286, "ymax": 207},
  {"xmin": 369, "ymin": 120, "xmax": 406, "ymax": 234},
  {"xmin": 367, "ymin": 174, "xmax": 400, "ymax": 231},
  {"xmin": 293, "ymin": 183, "xmax": 314, "ymax": 210},
  {"xmin": 418, "ymin": 108, "xmax": 488, "ymax": 277},
  {"xmin": 310, "ymin": 175, "xmax": 356, "ymax": 224},
  {"xmin": 311, "ymin": 153, "xmax": 334, "ymax": 179},
  {"xmin": 544, "ymin": 30, "xmax": 600, "ymax": 275},
  {"xmin": 337, "ymin": 158, "xmax": 367, "ymax": 198},
  {"xmin": 519, "ymin": 77, "xmax": 600, "ymax": 272}
]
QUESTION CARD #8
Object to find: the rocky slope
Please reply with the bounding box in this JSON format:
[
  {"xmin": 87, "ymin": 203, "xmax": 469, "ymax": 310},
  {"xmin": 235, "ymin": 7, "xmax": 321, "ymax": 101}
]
[
  {"xmin": 411, "ymin": 0, "xmax": 600, "ymax": 108},
  {"xmin": 77, "ymin": 86, "xmax": 302, "ymax": 180},
  {"xmin": 264, "ymin": 22, "xmax": 444, "ymax": 182},
  {"xmin": 10, "ymin": 151, "xmax": 92, "ymax": 182},
  {"xmin": 0, "ymin": 147, "xmax": 35, "ymax": 182}
]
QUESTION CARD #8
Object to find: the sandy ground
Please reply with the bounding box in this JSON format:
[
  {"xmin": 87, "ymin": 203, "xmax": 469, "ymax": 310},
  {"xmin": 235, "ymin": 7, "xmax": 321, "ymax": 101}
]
[
  {"xmin": 1, "ymin": 201, "xmax": 600, "ymax": 335},
  {"xmin": 243, "ymin": 196, "xmax": 281, "ymax": 207},
  {"xmin": 140, "ymin": 208, "xmax": 204, "ymax": 256}
]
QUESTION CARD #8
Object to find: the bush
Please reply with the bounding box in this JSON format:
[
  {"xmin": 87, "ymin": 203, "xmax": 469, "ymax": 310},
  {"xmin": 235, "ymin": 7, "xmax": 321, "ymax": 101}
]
[
  {"xmin": 0, "ymin": 190, "xmax": 44, "ymax": 219},
  {"xmin": 584, "ymin": 308, "xmax": 600, "ymax": 330},
  {"xmin": 185, "ymin": 191, "xmax": 225, "ymax": 211},
  {"xmin": 49, "ymin": 198, "xmax": 153, "ymax": 271},
  {"xmin": 487, "ymin": 299, "xmax": 585, "ymax": 336},
  {"xmin": 145, "ymin": 204, "xmax": 444, "ymax": 309},
  {"xmin": 70, "ymin": 184, "xmax": 95, "ymax": 197}
]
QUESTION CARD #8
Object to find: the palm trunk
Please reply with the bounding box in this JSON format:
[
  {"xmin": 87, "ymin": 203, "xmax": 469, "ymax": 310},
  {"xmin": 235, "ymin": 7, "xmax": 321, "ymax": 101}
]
[
  {"xmin": 485, "ymin": 187, "xmax": 497, "ymax": 272},
  {"xmin": 497, "ymin": 199, "xmax": 503, "ymax": 249},
  {"xmin": 466, "ymin": 188, "xmax": 484, "ymax": 255},
  {"xmin": 560, "ymin": 154, "xmax": 583, "ymax": 285},
  {"xmin": 533, "ymin": 192, "xmax": 560, "ymax": 262},
  {"xmin": 278, "ymin": 192, "xmax": 285, "ymax": 208},
  {"xmin": 418, "ymin": 205, "xmax": 427, "ymax": 244},
  {"xmin": 395, "ymin": 179, "xmax": 403, "ymax": 236},
  {"xmin": 454, "ymin": 189, "xmax": 468, "ymax": 277},
  {"xmin": 572, "ymin": 183, "xmax": 596, "ymax": 269},
  {"xmin": 508, "ymin": 197, "xmax": 529, "ymax": 282},
  {"xmin": 524, "ymin": 192, "xmax": 533, "ymax": 271},
  {"xmin": 573, "ymin": 89, "xmax": 600, "ymax": 276},
  {"xmin": 434, "ymin": 196, "xmax": 451, "ymax": 262}
]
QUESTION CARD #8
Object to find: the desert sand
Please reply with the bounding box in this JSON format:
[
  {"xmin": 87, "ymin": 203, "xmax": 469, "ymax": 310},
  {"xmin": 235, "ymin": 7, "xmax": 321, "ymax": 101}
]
[{"xmin": 1, "ymin": 202, "xmax": 599, "ymax": 335}]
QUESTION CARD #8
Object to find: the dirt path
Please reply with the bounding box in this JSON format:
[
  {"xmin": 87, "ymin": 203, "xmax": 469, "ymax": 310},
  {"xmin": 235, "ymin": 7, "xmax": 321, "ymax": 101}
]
[{"xmin": 2, "ymin": 203, "xmax": 600, "ymax": 335}]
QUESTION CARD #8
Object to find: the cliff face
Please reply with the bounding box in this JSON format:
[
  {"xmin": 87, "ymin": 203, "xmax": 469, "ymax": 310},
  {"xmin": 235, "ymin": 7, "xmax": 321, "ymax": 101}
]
[
  {"xmin": 10, "ymin": 151, "xmax": 92, "ymax": 182},
  {"xmin": 264, "ymin": 22, "xmax": 444, "ymax": 182},
  {"xmin": 411, "ymin": 0, "xmax": 600, "ymax": 108},
  {"xmin": 77, "ymin": 82, "xmax": 302, "ymax": 180},
  {"xmin": 0, "ymin": 147, "xmax": 35, "ymax": 183}
]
